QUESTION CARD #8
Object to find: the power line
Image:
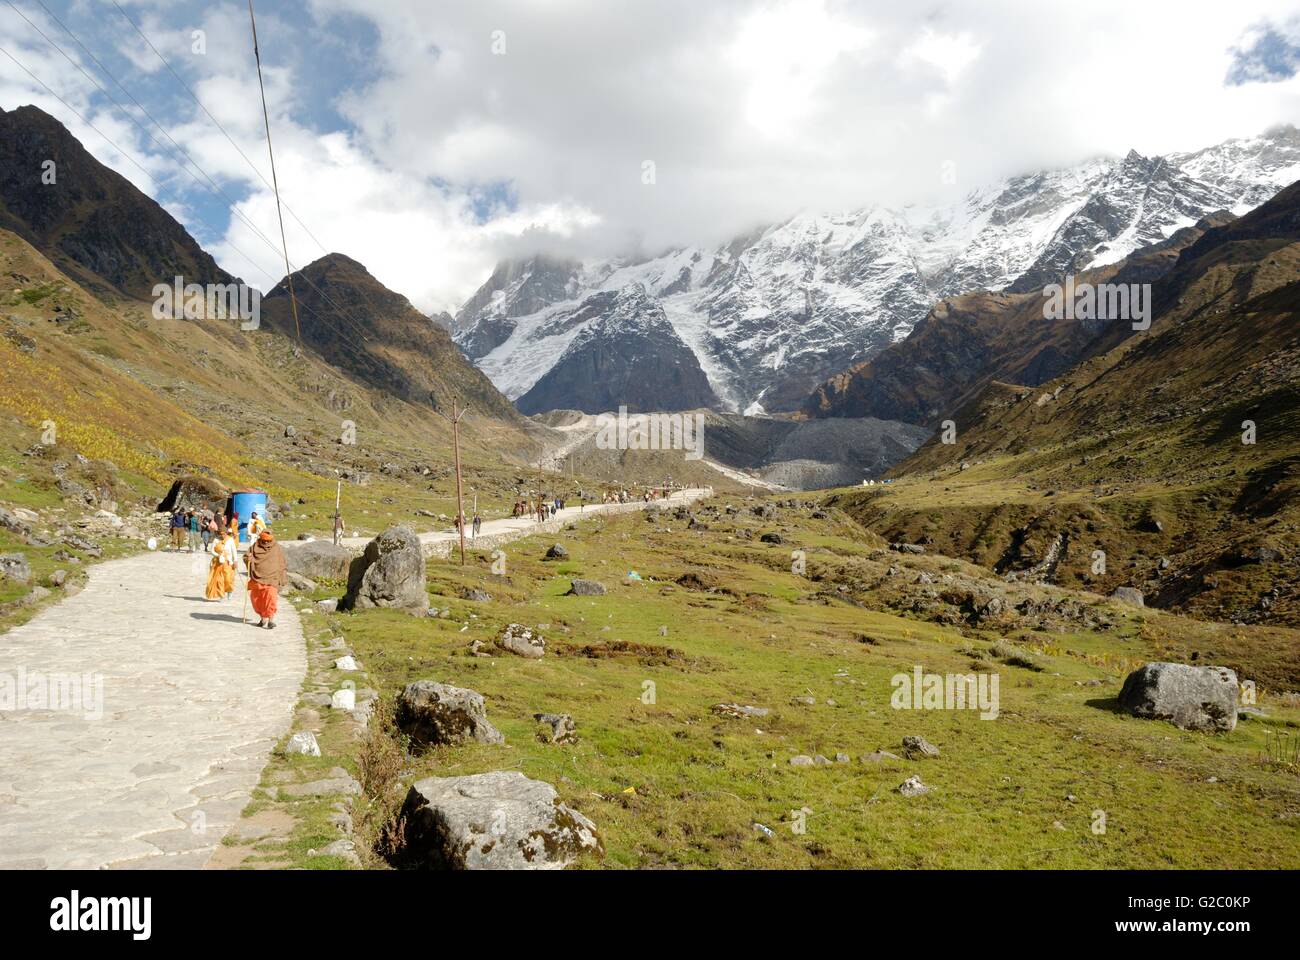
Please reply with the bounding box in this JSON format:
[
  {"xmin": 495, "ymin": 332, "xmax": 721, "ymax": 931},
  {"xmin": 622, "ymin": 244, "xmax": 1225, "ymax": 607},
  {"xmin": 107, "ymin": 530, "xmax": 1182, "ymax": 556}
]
[
  {"xmin": 0, "ymin": 41, "xmax": 370, "ymax": 360},
  {"xmin": 0, "ymin": 42, "xmax": 279, "ymax": 289},
  {"xmin": 107, "ymin": 0, "xmax": 394, "ymax": 344},
  {"xmin": 4, "ymin": 1, "xmax": 375, "ymax": 353},
  {"xmin": 246, "ymin": 0, "xmax": 301, "ymax": 343}
]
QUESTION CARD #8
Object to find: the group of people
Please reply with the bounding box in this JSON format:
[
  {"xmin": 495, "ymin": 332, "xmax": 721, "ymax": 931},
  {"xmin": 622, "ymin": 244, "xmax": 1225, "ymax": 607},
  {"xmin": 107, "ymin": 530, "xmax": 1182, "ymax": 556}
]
[
  {"xmin": 189, "ymin": 507, "xmax": 284, "ymax": 630},
  {"xmin": 452, "ymin": 512, "xmax": 483, "ymax": 538},
  {"xmin": 509, "ymin": 496, "xmax": 570, "ymax": 523},
  {"xmin": 168, "ymin": 508, "xmax": 268, "ymax": 552}
]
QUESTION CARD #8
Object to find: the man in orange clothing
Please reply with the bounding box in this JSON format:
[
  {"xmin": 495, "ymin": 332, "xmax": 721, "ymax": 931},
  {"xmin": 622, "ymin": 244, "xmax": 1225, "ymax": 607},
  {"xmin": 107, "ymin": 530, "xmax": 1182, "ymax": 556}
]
[{"xmin": 244, "ymin": 529, "xmax": 287, "ymax": 629}]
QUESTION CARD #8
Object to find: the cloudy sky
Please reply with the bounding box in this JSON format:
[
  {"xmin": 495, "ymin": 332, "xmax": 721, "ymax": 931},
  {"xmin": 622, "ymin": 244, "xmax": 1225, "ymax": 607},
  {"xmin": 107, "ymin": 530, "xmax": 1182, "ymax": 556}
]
[{"xmin": 2, "ymin": 0, "xmax": 1299, "ymax": 313}]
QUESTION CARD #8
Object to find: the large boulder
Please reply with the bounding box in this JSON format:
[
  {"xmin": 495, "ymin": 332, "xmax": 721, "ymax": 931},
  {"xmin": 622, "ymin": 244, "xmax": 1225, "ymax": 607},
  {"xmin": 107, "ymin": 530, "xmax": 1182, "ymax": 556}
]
[
  {"xmin": 395, "ymin": 681, "xmax": 504, "ymax": 747},
  {"xmin": 1117, "ymin": 662, "xmax": 1238, "ymax": 732},
  {"xmin": 156, "ymin": 474, "xmax": 229, "ymax": 513},
  {"xmin": 391, "ymin": 771, "xmax": 602, "ymax": 869},
  {"xmin": 284, "ymin": 541, "xmax": 356, "ymax": 581},
  {"xmin": 339, "ymin": 526, "xmax": 426, "ymax": 611}
]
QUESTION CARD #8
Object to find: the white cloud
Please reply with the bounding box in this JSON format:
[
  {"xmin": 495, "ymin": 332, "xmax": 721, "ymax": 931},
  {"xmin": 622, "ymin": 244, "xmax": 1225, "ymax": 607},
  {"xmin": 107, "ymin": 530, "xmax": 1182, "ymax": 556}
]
[{"xmin": 5, "ymin": 0, "xmax": 1300, "ymax": 315}]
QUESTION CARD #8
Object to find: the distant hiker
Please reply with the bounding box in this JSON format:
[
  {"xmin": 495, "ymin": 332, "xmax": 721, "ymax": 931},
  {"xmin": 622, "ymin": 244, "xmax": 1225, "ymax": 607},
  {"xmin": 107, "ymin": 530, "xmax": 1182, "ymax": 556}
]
[
  {"xmin": 333, "ymin": 512, "xmax": 344, "ymax": 546},
  {"xmin": 244, "ymin": 530, "xmax": 287, "ymax": 629},
  {"xmin": 187, "ymin": 511, "xmax": 201, "ymax": 552},
  {"xmin": 472, "ymin": 513, "xmax": 481, "ymax": 538},
  {"xmin": 206, "ymin": 528, "xmax": 238, "ymax": 601},
  {"xmin": 248, "ymin": 511, "xmax": 266, "ymax": 539},
  {"xmin": 228, "ymin": 511, "xmax": 240, "ymax": 542},
  {"xmin": 170, "ymin": 510, "xmax": 186, "ymax": 550},
  {"xmin": 200, "ymin": 511, "xmax": 214, "ymax": 550}
]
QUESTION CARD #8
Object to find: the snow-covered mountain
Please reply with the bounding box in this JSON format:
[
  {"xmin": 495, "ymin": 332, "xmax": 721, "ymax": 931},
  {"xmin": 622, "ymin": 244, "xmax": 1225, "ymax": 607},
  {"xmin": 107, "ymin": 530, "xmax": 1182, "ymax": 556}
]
[{"xmin": 455, "ymin": 126, "xmax": 1300, "ymax": 414}]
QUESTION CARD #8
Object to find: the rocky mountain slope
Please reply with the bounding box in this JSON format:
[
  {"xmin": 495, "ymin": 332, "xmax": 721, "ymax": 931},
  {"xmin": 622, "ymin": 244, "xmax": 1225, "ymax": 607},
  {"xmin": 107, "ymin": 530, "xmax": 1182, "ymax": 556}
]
[
  {"xmin": 834, "ymin": 181, "xmax": 1300, "ymax": 627},
  {"xmin": 802, "ymin": 213, "xmax": 1234, "ymax": 425},
  {"xmin": 0, "ymin": 105, "xmax": 235, "ymax": 299},
  {"xmin": 455, "ymin": 126, "xmax": 1300, "ymax": 414},
  {"xmin": 263, "ymin": 253, "xmax": 522, "ymax": 423}
]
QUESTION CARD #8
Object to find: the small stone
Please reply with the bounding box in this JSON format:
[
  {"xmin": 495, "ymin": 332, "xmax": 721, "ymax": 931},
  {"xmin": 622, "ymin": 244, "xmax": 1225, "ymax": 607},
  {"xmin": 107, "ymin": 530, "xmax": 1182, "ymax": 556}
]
[
  {"xmin": 897, "ymin": 776, "xmax": 930, "ymax": 797},
  {"xmin": 496, "ymin": 623, "xmax": 545, "ymax": 659},
  {"xmin": 861, "ymin": 751, "xmax": 900, "ymax": 764},
  {"xmin": 789, "ymin": 755, "xmax": 815, "ymax": 767},
  {"xmin": 534, "ymin": 712, "xmax": 577, "ymax": 744},
  {"xmin": 283, "ymin": 731, "xmax": 321, "ymax": 756},
  {"xmin": 545, "ymin": 543, "xmax": 569, "ymax": 560},
  {"xmin": 331, "ymin": 688, "xmax": 356, "ymax": 711},
  {"xmin": 901, "ymin": 735, "xmax": 940, "ymax": 759},
  {"xmin": 711, "ymin": 703, "xmax": 770, "ymax": 719},
  {"xmin": 334, "ymin": 656, "xmax": 358, "ymax": 671}
]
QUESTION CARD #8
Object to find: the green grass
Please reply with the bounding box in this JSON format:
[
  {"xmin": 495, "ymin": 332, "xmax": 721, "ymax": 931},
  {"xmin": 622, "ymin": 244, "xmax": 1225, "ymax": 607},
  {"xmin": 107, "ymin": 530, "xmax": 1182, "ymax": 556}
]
[{"xmin": 312, "ymin": 503, "xmax": 1300, "ymax": 869}]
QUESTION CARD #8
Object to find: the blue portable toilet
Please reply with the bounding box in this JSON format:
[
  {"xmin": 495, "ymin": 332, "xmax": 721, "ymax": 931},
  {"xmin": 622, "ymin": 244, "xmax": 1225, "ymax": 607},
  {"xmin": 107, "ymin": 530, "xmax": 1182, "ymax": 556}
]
[{"xmin": 230, "ymin": 489, "xmax": 269, "ymax": 544}]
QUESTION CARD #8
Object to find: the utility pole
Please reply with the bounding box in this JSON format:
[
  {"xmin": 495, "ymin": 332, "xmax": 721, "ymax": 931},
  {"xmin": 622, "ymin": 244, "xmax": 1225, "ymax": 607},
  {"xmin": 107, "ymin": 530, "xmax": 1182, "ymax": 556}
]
[
  {"xmin": 436, "ymin": 398, "xmax": 470, "ymax": 565},
  {"xmin": 333, "ymin": 471, "xmax": 342, "ymax": 546}
]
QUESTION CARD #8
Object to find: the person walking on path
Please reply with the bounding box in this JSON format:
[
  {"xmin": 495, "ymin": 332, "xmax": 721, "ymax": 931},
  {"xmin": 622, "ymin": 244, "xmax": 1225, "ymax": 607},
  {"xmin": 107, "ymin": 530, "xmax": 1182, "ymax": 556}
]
[
  {"xmin": 244, "ymin": 530, "xmax": 287, "ymax": 629},
  {"xmin": 206, "ymin": 528, "xmax": 239, "ymax": 601},
  {"xmin": 187, "ymin": 511, "xmax": 201, "ymax": 552},
  {"xmin": 472, "ymin": 513, "xmax": 481, "ymax": 538},
  {"xmin": 169, "ymin": 510, "xmax": 186, "ymax": 551},
  {"xmin": 333, "ymin": 512, "xmax": 344, "ymax": 546},
  {"xmin": 248, "ymin": 511, "xmax": 267, "ymax": 540}
]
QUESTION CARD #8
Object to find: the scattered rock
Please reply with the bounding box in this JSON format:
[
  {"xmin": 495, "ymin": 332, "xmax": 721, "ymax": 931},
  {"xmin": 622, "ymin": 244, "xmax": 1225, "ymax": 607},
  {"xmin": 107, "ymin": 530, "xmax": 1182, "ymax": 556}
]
[
  {"xmin": 897, "ymin": 775, "xmax": 930, "ymax": 797},
  {"xmin": 331, "ymin": 688, "xmax": 356, "ymax": 711},
  {"xmin": 789, "ymin": 755, "xmax": 815, "ymax": 767},
  {"xmin": 1117, "ymin": 662, "xmax": 1238, "ymax": 732},
  {"xmin": 901, "ymin": 735, "xmax": 940, "ymax": 759},
  {"xmin": 566, "ymin": 579, "xmax": 606, "ymax": 597},
  {"xmin": 759, "ymin": 532, "xmax": 785, "ymax": 544},
  {"xmin": 711, "ymin": 703, "xmax": 770, "ymax": 719},
  {"xmin": 890, "ymin": 542, "xmax": 925, "ymax": 555},
  {"xmin": 395, "ymin": 680, "xmax": 505, "ymax": 746},
  {"xmin": 534, "ymin": 712, "xmax": 577, "ymax": 744},
  {"xmin": 496, "ymin": 623, "xmax": 545, "ymax": 659},
  {"xmin": 545, "ymin": 544, "xmax": 569, "ymax": 560},
  {"xmin": 334, "ymin": 656, "xmax": 358, "ymax": 671},
  {"xmin": 1110, "ymin": 586, "xmax": 1145, "ymax": 607},
  {"xmin": 390, "ymin": 771, "xmax": 602, "ymax": 869},
  {"xmin": 0, "ymin": 553, "xmax": 31, "ymax": 583},
  {"xmin": 283, "ymin": 731, "xmax": 321, "ymax": 757},
  {"xmin": 462, "ymin": 587, "xmax": 492, "ymax": 602}
]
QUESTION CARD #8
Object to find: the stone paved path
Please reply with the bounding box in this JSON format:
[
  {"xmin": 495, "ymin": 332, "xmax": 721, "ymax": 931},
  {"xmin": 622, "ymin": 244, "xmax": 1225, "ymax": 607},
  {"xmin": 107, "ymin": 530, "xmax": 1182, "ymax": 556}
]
[
  {"xmin": 0, "ymin": 549, "xmax": 305, "ymax": 869},
  {"xmin": 339, "ymin": 486, "xmax": 713, "ymax": 556}
]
